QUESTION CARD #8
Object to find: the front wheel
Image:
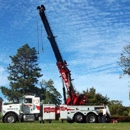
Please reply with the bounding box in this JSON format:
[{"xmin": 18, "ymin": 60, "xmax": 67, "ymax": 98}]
[
  {"xmin": 4, "ymin": 113, "xmax": 17, "ymax": 123},
  {"xmin": 86, "ymin": 114, "xmax": 97, "ymax": 123}
]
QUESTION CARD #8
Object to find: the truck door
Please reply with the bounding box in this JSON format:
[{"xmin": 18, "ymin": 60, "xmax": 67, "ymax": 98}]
[{"xmin": 23, "ymin": 98, "xmax": 33, "ymax": 114}]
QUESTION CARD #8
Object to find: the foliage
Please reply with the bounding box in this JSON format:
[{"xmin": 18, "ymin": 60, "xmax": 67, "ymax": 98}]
[
  {"xmin": 117, "ymin": 44, "xmax": 130, "ymax": 116},
  {"xmin": 0, "ymin": 44, "xmax": 43, "ymax": 102},
  {"xmin": 118, "ymin": 44, "xmax": 130, "ymax": 76},
  {"xmin": 83, "ymin": 87, "xmax": 109, "ymax": 105},
  {"xmin": 108, "ymin": 100, "xmax": 129, "ymax": 116},
  {"xmin": 127, "ymin": 107, "xmax": 130, "ymax": 117},
  {"xmin": 40, "ymin": 79, "xmax": 62, "ymax": 105},
  {"xmin": 82, "ymin": 87, "xmax": 130, "ymax": 117}
]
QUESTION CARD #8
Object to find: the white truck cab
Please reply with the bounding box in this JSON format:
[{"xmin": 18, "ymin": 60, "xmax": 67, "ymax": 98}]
[{"xmin": 2, "ymin": 95, "xmax": 41, "ymax": 123}]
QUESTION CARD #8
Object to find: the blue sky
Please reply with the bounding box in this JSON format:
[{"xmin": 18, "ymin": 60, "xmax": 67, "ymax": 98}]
[{"xmin": 0, "ymin": 0, "xmax": 130, "ymax": 106}]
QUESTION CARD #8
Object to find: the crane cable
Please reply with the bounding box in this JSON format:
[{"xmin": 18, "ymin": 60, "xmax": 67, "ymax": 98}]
[
  {"xmin": 37, "ymin": 21, "xmax": 39, "ymax": 54},
  {"xmin": 37, "ymin": 22, "xmax": 44, "ymax": 54},
  {"xmin": 41, "ymin": 24, "xmax": 44, "ymax": 52}
]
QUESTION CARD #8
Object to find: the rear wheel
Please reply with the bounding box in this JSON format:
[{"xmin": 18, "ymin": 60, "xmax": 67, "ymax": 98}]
[
  {"xmin": 67, "ymin": 119, "xmax": 74, "ymax": 123},
  {"xmin": 86, "ymin": 114, "xmax": 97, "ymax": 123},
  {"xmin": 4, "ymin": 113, "xmax": 16, "ymax": 123},
  {"xmin": 98, "ymin": 115, "xmax": 111, "ymax": 123},
  {"xmin": 98, "ymin": 115, "xmax": 104, "ymax": 123},
  {"xmin": 74, "ymin": 113, "xmax": 84, "ymax": 123}
]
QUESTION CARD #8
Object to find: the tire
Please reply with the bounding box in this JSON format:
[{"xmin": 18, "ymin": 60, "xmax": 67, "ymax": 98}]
[
  {"xmin": 98, "ymin": 115, "xmax": 104, "ymax": 123},
  {"xmin": 86, "ymin": 114, "xmax": 97, "ymax": 123},
  {"xmin": 74, "ymin": 113, "xmax": 84, "ymax": 123},
  {"xmin": 98, "ymin": 115, "xmax": 110, "ymax": 123},
  {"xmin": 4, "ymin": 113, "xmax": 17, "ymax": 123},
  {"xmin": 67, "ymin": 119, "xmax": 74, "ymax": 123}
]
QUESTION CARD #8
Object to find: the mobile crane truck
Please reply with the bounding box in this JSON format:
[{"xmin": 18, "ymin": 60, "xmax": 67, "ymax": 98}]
[{"xmin": 1, "ymin": 4, "xmax": 111, "ymax": 123}]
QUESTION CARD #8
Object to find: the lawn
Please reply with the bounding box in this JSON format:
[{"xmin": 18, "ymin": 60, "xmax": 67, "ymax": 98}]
[{"xmin": 0, "ymin": 122, "xmax": 130, "ymax": 130}]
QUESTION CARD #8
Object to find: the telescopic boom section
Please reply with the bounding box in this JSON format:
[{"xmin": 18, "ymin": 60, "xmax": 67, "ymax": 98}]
[{"xmin": 37, "ymin": 5, "xmax": 87, "ymax": 105}]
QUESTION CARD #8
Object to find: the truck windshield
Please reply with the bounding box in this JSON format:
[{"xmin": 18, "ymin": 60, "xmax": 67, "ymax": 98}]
[{"xmin": 24, "ymin": 98, "xmax": 32, "ymax": 103}]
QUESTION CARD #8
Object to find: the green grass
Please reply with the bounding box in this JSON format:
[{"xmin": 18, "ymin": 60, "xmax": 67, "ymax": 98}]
[{"xmin": 0, "ymin": 121, "xmax": 130, "ymax": 130}]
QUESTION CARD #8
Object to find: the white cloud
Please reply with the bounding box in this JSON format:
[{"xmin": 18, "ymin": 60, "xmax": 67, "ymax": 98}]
[
  {"xmin": 0, "ymin": 0, "xmax": 130, "ymax": 106},
  {"xmin": 0, "ymin": 66, "xmax": 9, "ymax": 86}
]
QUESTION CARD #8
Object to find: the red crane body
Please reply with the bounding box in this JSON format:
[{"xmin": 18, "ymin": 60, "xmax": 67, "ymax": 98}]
[{"xmin": 37, "ymin": 5, "xmax": 87, "ymax": 105}]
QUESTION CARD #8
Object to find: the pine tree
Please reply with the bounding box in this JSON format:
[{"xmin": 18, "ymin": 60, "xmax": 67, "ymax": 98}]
[{"xmin": 0, "ymin": 44, "xmax": 43, "ymax": 102}]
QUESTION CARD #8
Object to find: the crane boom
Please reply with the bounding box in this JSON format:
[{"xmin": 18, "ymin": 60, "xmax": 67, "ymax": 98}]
[
  {"xmin": 37, "ymin": 5, "xmax": 87, "ymax": 105},
  {"xmin": 37, "ymin": 5, "xmax": 63, "ymax": 62}
]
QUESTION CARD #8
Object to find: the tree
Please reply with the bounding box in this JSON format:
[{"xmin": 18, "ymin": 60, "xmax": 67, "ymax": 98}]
[
  {"xmin": 0, "ymin": 44, "xmax": 43, "ymax": 102},
  {"xmin": 83, "ymin": 87, "xmax": 109, "ymax": 105},
  {"xmin": 128, "ymin": 107, "xmax": 130, "ymax": 117},
  {"xmin": 108, "ymin": 100, "xmax": 128, "ymax": 116},
  {"xmin": 118, "ymin": 44, "xmax": 130, "ymax": 76},
  {"xmin": 40, "ymin": 79, "xmax": 62, "ymax": 105}
]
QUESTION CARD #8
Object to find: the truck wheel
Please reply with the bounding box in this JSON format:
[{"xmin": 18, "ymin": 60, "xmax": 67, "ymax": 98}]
[
  {"xmin": 74, "ymin": 113, "xmax": 84, "ymax": 123},
  {"xmin": 86, "ymin": 114, "xmax": 97, "ymax": 123},
  {"xmin": 67, "ymin": 119, "xmax": 74, "ymax": 123},
  {"xmin": 98, "ymin": 115, "xmax": 103, "ymax": 123},
  {"xmin": 98, "ymin": 115, "xmax": 111, "ymax": 123},
  {"xmin": 4, "ymin": 113, "xmax": 16, "ymax": 123}
]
